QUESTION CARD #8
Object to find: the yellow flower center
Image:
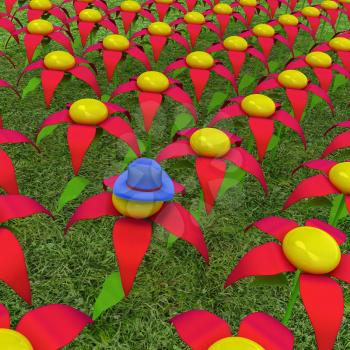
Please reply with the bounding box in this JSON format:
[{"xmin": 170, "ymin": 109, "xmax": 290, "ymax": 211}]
[
  {"xmin": 241, "ymin": 94, "xmax": 276, "ymax": 118},
  {"xmin": 0, "ymin": 329, "xmax": 33, "ymax": 350},
  {"xmin": 80, "ymin": 0, "xmax": 95, "ymax": 2},
  {"xmin": 239, "ymin": 0, "xmax": 257, "ymax": 6},
  {"xmin": 282, "ymin": 226, "xmax": 341, "ymax": 274},
  {"xmin": 277, "ymin": 70, "xmax": 308, "ymax": 89},
  {"xmin": 329, "ymin": 37, "xmax": 350, "ymax": 52},
  {"xmin": 186, "ymin": 51, "xmax": 214, "ymax": 69},
  {"xmin": 120, "ymin": 0, "xmax": 141, "ymax": 12},
  {"xmin": 209, "ymin": 337, "xmax": 265, "ymax": 350},
  {"xmin": 278, "ymin": 14, "xmax": 299, "ymax": 26},
  {"xmin": 252, "ymin": 24, "xmax": 275, "ymax": 37},
  {"xmin": 305, "ymin": 51, "xmax": 332, "ymax": 68},
  {"xmin": 329, "ymin": 162, "xmax": 350, "ymax": 194},
  {"xmin": 27, "ymin": 19, "xmax": 54, "ymax": 35},
  {"xmin": 213, "ymin": 3, "xmax": 233, "ymax": 14},
  {"xmin": 79, "ymin": 8, "xmax": 102, "ymax": 22},
  {"xmin": 136, "ymin": 71, "xmax": 170, "ymax": 92},
  {"xmin": 112, "ymin": 195, "xmax": 163, "ymax": 219},
  {"xmin": 184, "ymin": 11, "xmax": 206, "ymax": 24},
  {"xmin": 29, "ymin": 0, "xmax": 52, "ymax": 10},
  {"xmin": 223, "ymin": 35, "xmax": 248, "ymax": 51},
  {"xmin": 69, "ymin": 98, "xmax": 108, "ymax": 125},
  {"xmin": 44, "ymin": 51, "xmax": 76, "ymax": 71},
  {"xmin": 301, "ymin": 6, "xmax": 321, "ymax": 17},
  {"xmin": 148, "ymin": 22, "xmax": 172, "ymax": 36},
  {"xmin": 321, "ymin": 0, "xmax": 338, "ymax": 9},
  {"xmin": 103, "ymin": 34, "xmax": 130, "ymax": 51},
  {"xmin": 155, "ymin": 0, "xmax": 174, "ymax": 3},
  {"xmin": 190, "ymin": 128, "xmax": 231, "ymax": 158}
]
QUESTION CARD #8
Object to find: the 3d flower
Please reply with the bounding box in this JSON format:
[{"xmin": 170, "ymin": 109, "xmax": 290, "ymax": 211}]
[
  {"xmin": 254, "ymin": 69, "xmax": 333, "ymax": 121},
  {"xmin": 207, "ymin": 35, "xmax": 267, "ymax": 78},
  {"xmin": 225, "ymin": 216, "xmax": 350, "ymax": 350},
  {"xmin": 62, "ymin": 0, "xmax": 109, "ymax": 16},
  {"xmin": 171, "ymin": 11, "xmax": 220, "ymax": 48},
  {"xmin": 241, "ymin": 23, "xmax": 291, "ymax": 61},
  {"xmin": 0, "ymin": 304, "xmax": 92, "ymax": 349},
  {"xmin": 156, "ymin": 127, "xmax": 267, "ymax": 213},
  {"xmin": 0, "ymin": 12, "xmax": 19, "ymax": 42},
  {"xmin": 209, "ymin": 94, "xmax": 306, "ymax": 161},
  {"xmin": 231, "ymin": 0, "xmax": 271, "ymax": 25},
  {"xmin": 339, "ymin": 0, "xmax": 350, "ymax": 18},
  {"xmin": 143, "ymin": 0, "xmax": 187, "ymax": 21},
  {"xmin": 110, "ymin": 0, "xmax": 155, "ymax": 34},
  {"xmin": 284, "ymin": 159, "xmax": 350, "ymax": 211},
  {"xmin": 110, "ymin": 71, "xmax": 197, "ymax": 132},
  {"xmin": 132, "ymin": 21, "xmax": 190, "ymax": 62},
  {"xmin": 20, "ymin": 50, "xmax": 100, "ymax": 107},
  {"xmin": 16, "ymin": 0, "xmax": 68, "ymax": 23},
  {"xmin": 171, "ymin": 310, "xmax": 294, "ymax": 350},
  {"xmin": 165, "ymin": 51, "xmax": 236, "ymax": 101},
  {"xmin": 84, "ymin": 34, "xmax": 151, "ymax": 81},
  {"xmin": 286, "ymin": 51, "xmax": 350, "ymax": 91},
  {"xmin": 66, "ymin": 8, "xmax": 118, "ymax": 47},
  {"xmin": 14, "ymin": 19, "xmax": 73, "ymax": 63},
  {"xmin": 66, "ymin": 158, "xmax": 209, "ymax": 296},
  {"xmin": 322, "ymin": 119, "xmax": 350, "ymax": 158},
  {"xmin": 36, "ymin": 98, "xmax": 140, "ymax": 175},
  {"xmin": 316, "ymin": 0, "xmax": 341, "ymax": 30},
  {"xmin": 297, "ymin": 6, "xmax": 330, "ymax": 40}
]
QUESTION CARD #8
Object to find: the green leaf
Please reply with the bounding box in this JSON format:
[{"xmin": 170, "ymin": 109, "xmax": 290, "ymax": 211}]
[
  {"xmin": 167, "ymin": 233, "xmax": 178, "ymax": 248},
  {"xmin": 22, "ymin": 77, "xmax": 41, "ymax": 99},
  {"xmin": 172, "ymin": 67, "xmax": 187, "ymax": 78},
  {"xmin": 329, "ymin": 194, "xmax": 347, "ymax": 225},
  {"xmin": 252, "ymin": 273, "xmax": 288, "ymax": 286},
  {"xmin": 267, "ymin": 134, "xmax": 280, "ymax": 152},
  {"xmin": 238, "ymin": 75, "xmax": 255, "ymax": 94},
  {"xmin": 268, "ymin": 60, "xmax": 280, "ymax": 72},
  {"xmin": 218, "ymin": 164, "xmax": 246, "ymax": 199},
  {"xmin": 92, "ymin": 271, "xmax": 125, "ymax": 320},
  {"xmin": 36, "ymin": 125, "xmax": 59, "ymax": 145},
  {"xmin": 101, "ymin": 94, "xmax": 110, "ymax": 102},
  {"xmin": 310, "ymin": 94, "xmax": 322, "ymax": 109},
  {"xmin": 121, "ymin": 140, "xmax": 145, "ymax": 170},
  {"xmin": 332, "ymin": 74, "xmax": 348, "ymax": 92},
  {"xmin": 170, "ymin": 113, "xmax": 195, "ymax": 138},
  {"xmin": 208, "ymin": 91, "xmax": 228, "ymax": 114},
  {"xmin": 57, "ymin": 176, "xmax": 90, "ymax": 211},
  {"xmin": 306, "ymin": 197, "xmax": 332, "ymax": 209}
]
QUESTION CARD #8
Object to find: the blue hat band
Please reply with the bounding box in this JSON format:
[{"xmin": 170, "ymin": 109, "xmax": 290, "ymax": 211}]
[{"xmin": 126, "ymin": 183, "xmax": 162, "ymax": 193}]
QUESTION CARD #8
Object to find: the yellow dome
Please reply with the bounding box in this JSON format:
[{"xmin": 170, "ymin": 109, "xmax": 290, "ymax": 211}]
[
  {"xmin": 44, "ymin": 51, "xmax": 76, "ymax": 71},
  {"xmin": 241, "ymin": 94, "xmax": 276, "ymax": 118},
  {"xmin": 0, "ymin": 329, "xmax": 33, "ymax": 350},
  {"xmin": 136, "ymin": 71, "xmax": 170, "ymax": 92},
  {"xmin": 27, "ymin": 19, "xmax": 54, "ymax": 35},
  {"xmin": 278, "ymin": 14, "xmax": 299, "ymax": 26},
  {"xmin": 252, "ymin": 23, "xmax": 275, "ymax": 37},
  {"xmin": 185, "ymin": 51, "xmax": 214, "ymax": 69},
  {"xmin": 223, "ymin": 36, "xmax": 248, "ymax": 51},
  {"xmin": 29, "ymin": 0, "xmax": 52, "ymax": 10},
  {"xmin": 305, "ymin": 51, "xmax": 332, "ymax": 68},
  {"xmin": 120, "ymin": 0, "xmax": 141, "ymax": 12},
  {"xmin": 301, "ymin": 6, "xmax": 321, "ymax": 17},
  {"xmin": 321, "ymin": 0, "xmax": 338, "ymax": 9},
  {"xmin": 79, "ymin": 8, "xmax": 103, "ymax": 22},
  {"xmin": 239, "ymin": 0, "xmax": 257, "ymax": 6},
  {"xmin": 209, "ymin": 337, "xmax": 264, "ymax": 350},
  {"xmin": 148, "ymin": 22, "xmax": 172, "ymax": 36},
  {"xmin": 184, "ymin": 11, "xmax": 206, "ymax": 24},
  {"xmin": 329, "ymin": 162, "xmax": 350, "ymax": 194},
  {"xmin": 103, "ymin": 34, "xmax": 130, "ymax": 51},
  {"xmin": 213, "ymin": 3, "xmax": 233, "ymax": 14},
  {"xmin": 69, "ymin": 98, "xmax": 109, "ymax": 125},
  {"xmin": 155, "ymin": 0, "xmax": 174, "ymax": 3},
  {"xmin": 329, "ymin": 37, "xmax": 350, "ymax": 51},
  {"xmin": 277, "ymin": 70, "xmax": 308, "ymax": 89}
]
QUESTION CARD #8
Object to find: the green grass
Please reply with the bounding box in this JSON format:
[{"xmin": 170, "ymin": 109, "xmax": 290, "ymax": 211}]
[{"xmin": 0, "ymin": 0, "xmax": 350, "ymax": 348}]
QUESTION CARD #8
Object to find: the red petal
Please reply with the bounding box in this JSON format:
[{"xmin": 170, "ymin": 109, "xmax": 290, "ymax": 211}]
[
  {"xmin": 307, "ymin": 16, "xmax": 320, "ymax": 38},
  {"xmin": 0, "ymin": 228, "xmax": 31, "ymax": 304},
  {"xmin": 254, "ymin": 76, "xmax": 280, "ymax": 92},
  {"xmin": 41, "ymin": 69, "xmax": 65, "ymax": 107},
  {"xmin": 313, "ymin": 67, "xmax": 332, "ymax": 91},
  {"xmin": 299, "ymin": 274, "xmax": 343, "ymax": 350},
  {"xmin": 48, "ymin": 6, "xmax": 68, "ymax": 23},
  {"xmin": 121, "ymin": 11, "xmax": 136, "ymax": 33},
  {"xmin": 24, "ymin": 33, "xmax": 43, "ymax": 63},
  {"xmin": 150, "ymin": 35, "xmax": 167, "ymax": 62},
  {"xmin": 170, "ymin": 32, "xmax": 190, "ymax": 52},
  {"xmin": 305, "ymin": 218, "xmax": 346, "ymax": 245},
  {"xmin": 297, "ymin": 159, "xmax": 337, "ymax": 174},
  {"xmin": 331, "ymin": 254, "xmax": 350, "ymax": 282},
  {"xmin": 0, "ymin": 149, "xmax": 18, "ymax": 194},
  {"xmin": 257, "ymin": 36, "xmax": 274, "ymax": 60},
  {"xmin": 110, "ymin": 80, "xmax": 138, "ymax": 98},
  {"xmin": 126, "ymin": 46, "xmax": 151, "ymax": 70},
  {"xmin": 16, "ymin": 304, "xmax": 92, "ymax": 350},
  {"xmin": 69, "ymin": 66, "xmax": 100, "ymax": 97},
  {"xmin": 164, "ymin": 58, "xmax": 186, "ymax": 73},
  {"xmin": 151, "ymin": 202, "xmax": 209, "ymax": 262},
  {"xmin": 285, "ymin": 88, "xmax": 308, "ymax": 121},
  {"xmin": 246, "ymin": 216, "xmax": 299, "ymax": 241},
  {"xmin": 5, "ymin": 0, "xmax": 17, "ymax": 13},
  {"xmin": 138, "ymin": 91, "xmax": 162, "ymax": 132},
  {"xmin": 103, "ymin": 175, "xmax": 118, "ymax": 190},
  {"xmin": 189, "ymin": 68, "xmax": 210, "ymax": 102},
  {"xmin": 0, "ymin": 304, "xmax": 10, "ymax": 328},
  {"xmin": 227, "ymin": 51, "xmax": 245, "ymax": 78},
  {"xmin": 99, "ymin": 19, "xmax": 118, "ymax": 34},
  {"xmin": 243, "ymin": 5, "xmax": 256, "ymax": 24},
  {"xmin": 36, "ymin": 110, "xmax": 71, "ymax": 137},
  {"xmin": 187, "ymin": 23, "xmax": 202, "ymax": 47},
  {"xmin": 238, "ymin": 312, "xmax": 294, "ymax": 350},
  {"xmin": 0, "ymin": 128, "xmax": 35, "ymax": 146},
  {"xmin": 307, "ymin": 83, "xmax": 334, "ymax": 114},
  {"xmin": 212, "ymin": 63, "xmax": 237, "ymax": 92},
  {"xmin": 49, "ymin": 31, "xmax": 74, "ymax": 54},
  {"xmin": 113, "ymin": 218, "xmax": 152, "ymax": 296},
  {"xmin": 171, "ymin": 310, "xmax": 232, "ymax": 350},
  {"xmin": 156, "ymin": 139, "xmax": 196, "ymax": 162},
  {"xmin": 322, "ymin": 130, "xmax": 350, "ymax": 158},
  {"xmin": 225, "ymin": 242, "xmax": 295, "ymax": 287},
  {"xmin": 78, "ymin": 21, "xmax": 95, "ymax": 47},
  {"xmin": 338, "ymin": 51, "xmax": 350, "ymax": 71},
  {"xmin": 286, "ymin": 57, "xmax": 307, "ymax": 69},
  {"xmin": 209, "ymin": 103, "xmax": 245, "ymax": 126},
  {"xmin": 216, "ymin": 14, "xmax": 231, "ymax": 36},
  {"xmin": 284, "ymin": 25, "xmax": 298, "ymax": 48},
  {"xmin": 155, "ymin": 3, "xmax": 170, "ymax": 21}
]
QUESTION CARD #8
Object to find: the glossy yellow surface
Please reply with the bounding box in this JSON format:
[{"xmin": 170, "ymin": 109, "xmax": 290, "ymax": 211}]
[
  {"xmin": 120, "ymin": 0, "xmax": 141, "ymax": 12},
  {"xmin": 239, "ymin": 0, "xmax": 257, "ymax": 6},
  {"xmin": 184, "ymin": 11, "xmax": 206, "ymax": 24},
  {"xmin": 277, "ymin": 70, "xmax": 308, "ymax": 89},
  {"xmin": 44, "ymin": 51, "xmax": 76, "ymax": 71},
  {"xmin": 27, "ymin": 19, "xmax": 54, "ymax": 35},
  {"xmin": 148, "ymin": 22, "xmax": 172, "ymax": 36},
  {"xmin": 241, "ymin": 94, "xmax": 276, "ymax": 118},
  {"xmin": 278, "ymin": 14, "xmax": 299, "ymax": 26},
  {"xmin": 79, "ymin": 8, "xmax": 102, "ymax": 22},
  {"xmin": 112, "ymin": 195, "xmax": 163, "ymax": 218},
  {"xmin": 69, "ymin": 98, "xmax": 108, "ymax": 125},
  {"xmin": 329, "ymin": 37, "xmax": 350, "ymax": 51},
  {"xmin": 252, "ymin": 23, "xmax": 275, "ymax": 37},
  {"xmin": 321, "ymin": 0, "xmax": 338, "ymax": 9},
  {"xmin": 29, "ymin": 0, "xmax": 52, "ymax": 10},
  {"xmin": 223, "ymin": 35, "xmax": 248, "ymax": 51},
  {"xmin": 136, "ymin": 71, "xmax": 170, "ymax": 92},
  {"xmin": 213, "ymin": 3, "xmax": 233, "ymax": 14},
  {"xmin": 301, "ymin": 6, "xmax": 321, "ymax": 17},
  {"xmin": 103, "ymin": 34, "xmax": 130, "ymax": 51},
  {"xmin": 209, "ymin": 337, "xmax": 265, "ymax": 350},
  {"xmin": 329, "ymin": 162, "xmax": 350, "ymax": 194},
  {"xmin": 155, "ymin": 0, "xmax": 174, "ymax": 3},
  {"xmin": 305, "ymin": 51, "xmax": 332, "ymax": 68},
  {"xmin": 80, "ymin": 0, "xmax": 95, "ymax": 2},
  {"xmin": 185, "ymin": 51, "xmax": 214, "ymax": 69},
  {"xmin": 0, "ymin": 329, "xmax": 33, "ymax": 350},
  {"xmin": 190, "ymin": 128, "xmax": 231, "ymax": 158},
  {"xmin": 283, "ymin": 226, "xmax": 341, "ymax": 274}
]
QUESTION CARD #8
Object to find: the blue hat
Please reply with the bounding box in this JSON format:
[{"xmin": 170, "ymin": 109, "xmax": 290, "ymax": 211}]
[{"xmin": 113, "ymin": 158, "xmax": 175, "ymax": 202}]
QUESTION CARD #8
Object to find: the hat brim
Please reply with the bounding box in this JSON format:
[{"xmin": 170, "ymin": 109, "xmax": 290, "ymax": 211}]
[{"xmin": 113, "ymin": 170, "xmax": 175, "ymax": 202}]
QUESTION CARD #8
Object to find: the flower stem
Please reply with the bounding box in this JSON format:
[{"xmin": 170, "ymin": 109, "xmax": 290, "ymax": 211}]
[
  {"xmin": 282, "ymin": 270, "xmax": 301, "ymax": 325},
  {"xmin": 328, "ymin": 194, "xmax": 346, "ymax": 227}
]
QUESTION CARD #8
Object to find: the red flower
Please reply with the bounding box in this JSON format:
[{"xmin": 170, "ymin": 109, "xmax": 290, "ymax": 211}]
[
  {"xmin": 171, "ymin": 310, "xmax": 294, "ymax": 350},
  {"xmin": 0, "ymin": 304, "xmax": 92, "ymax": 349},
  {"xmin": 225, "ymin": 216, "xmax": 350, "ymax": 350},
  {"xmin": 0, "ymin": 12, "xmax": 19, "ymax": 42},
  {"xmin": 231, "ymin": 0, "xmax": 272, "ymax": 25},
  {"xmin": 322, "ymin": 119, "xmax": 350, "ymax": 158},
  {"xmin": 143, "ymin": 0, "xmax": 187, "ymax": 21},
  {"xmin": 36, "ymin": 99, "xmax": 140, "ymax": 175},
  {"xmin": 4, "ymin": 0, "xmax": 17, "ymax": 14},
  {"xmin": 315, "ymin": 1, "xmax": 341, "ymax": 30},
  {"xmin": 156, "ymin": 127, "xmax": 267, "ymax": 213},
  {"xmin": 62, "ymin": 0, "xmax": 110, "ymax": 16}
]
